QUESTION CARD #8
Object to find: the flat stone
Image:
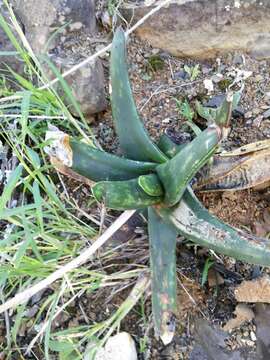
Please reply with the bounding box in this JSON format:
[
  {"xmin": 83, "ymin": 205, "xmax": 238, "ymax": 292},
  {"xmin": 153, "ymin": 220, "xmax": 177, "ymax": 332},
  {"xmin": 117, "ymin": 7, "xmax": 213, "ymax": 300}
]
[
  {"xmin": 204, "ymin": 94, "xmax": 225, "ymax": 108},
  {"xmin": 263, "ymin": 108, "xmax": 270, "ymax": 119},
  {"xmin": 122, "ymin": 0, "xmax": 270, "ymax": 60},
  {"xmin": 10, "ymin": 0, "xmax": 97, "ymax": 54}
]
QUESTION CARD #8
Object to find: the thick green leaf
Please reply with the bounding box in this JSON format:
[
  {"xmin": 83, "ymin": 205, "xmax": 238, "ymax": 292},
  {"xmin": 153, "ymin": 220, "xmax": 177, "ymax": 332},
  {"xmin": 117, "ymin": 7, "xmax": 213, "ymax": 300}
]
[
  {"xmin": 196, "ymin": 88, "xmax": 242, "ymax": 126},
  {"xmin": 157, "ymin": 134, "xmax": 184, "ymax": 158},
  {"xmin": 92, "ymin": 178, "xmax": 163, "ymax": 209},
  {"xmin": 157, "ymin": 126, "xmax": 221, "ymax": 206},
  {"xmin": 215, "ymin": 92, "xmax": 233, "ymax": 127},
  {"xmin": 148, "ymin": 207, "xmax": 177, "ymax": 345},
  {"xmin": 195, "ymin": 101, "xmax": 218, "ymax": 123},
  {"xmin": 162, "ymin": 187, "xmax": 270, "ymax": 266},
  {"xmin": 71, "ymin": 139, "xmax": 157, "ymax": 181},
  {"xmin": 138, "ymin": 174, "xmax": 163, "ymax": 196},
  {"xmin": 110, "ymin": 27, "xmax": 166, "ymax": 163}
]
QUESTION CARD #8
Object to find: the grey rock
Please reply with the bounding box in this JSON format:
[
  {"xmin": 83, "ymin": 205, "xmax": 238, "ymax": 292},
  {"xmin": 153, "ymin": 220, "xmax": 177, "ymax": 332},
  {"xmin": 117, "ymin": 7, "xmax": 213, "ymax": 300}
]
[
  {"xmin": 0, "ymin": 5, "xmax": 25, "ymax": 74},
  {"xmin": 51, "ymin": 54, "xmax": 106, "ymax": 116},
  {"xmin": 204, "ymin": 95, "xmax": 225, "ymax": 108},
  {"xmin": 174, "ymin": 69, "xmax": 190, "ymax": 80},
  {"xmin": 255, "ymin": 303, "xmax": 270, "ymax": 359},
  {"xmin": 193, "ymin": 319, "xmax": 257, "ymax": 360},
  {"xmin": 263, "ymin": 108, "xmax": 270, "ymax": 119},
  {"xmin": 1, "ymin": 0, "xmax": 106, "ymax": 115},
  {"xmin": 11, "ymin": 0, "xmax": 96, "ymax": 54},
  {"xmin": 122, "ymin": 0, "xmax": 270, "ymax": 60}
]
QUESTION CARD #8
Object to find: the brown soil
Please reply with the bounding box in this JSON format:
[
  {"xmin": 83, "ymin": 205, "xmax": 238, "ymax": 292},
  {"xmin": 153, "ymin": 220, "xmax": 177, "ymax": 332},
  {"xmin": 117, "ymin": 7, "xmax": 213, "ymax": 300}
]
[
  {"xmin": 91, "ymin": 33, "xmax": 270, "ymax": 359},
  {"xmin": 3, "ymin": 23, "xmax": 270, "ymax": 360}
]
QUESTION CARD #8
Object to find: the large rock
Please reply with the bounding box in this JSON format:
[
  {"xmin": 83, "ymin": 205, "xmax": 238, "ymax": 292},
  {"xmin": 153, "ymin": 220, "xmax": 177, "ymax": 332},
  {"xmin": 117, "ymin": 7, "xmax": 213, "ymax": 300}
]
[
  {"xmin": 1, "ymin": 0, "xmax": 106, "ymax": 115},
  {"xmin": 0, "ymin": 3, "xmax": 25, "ymax": 74},
  {"xmin": 123, "ymin": 0, "xmax": 270, "ymax": 60},
  {"xmin": 52, "ymin": 54, "xmax": 106, "ymax": 116},
  {"xmin": 11, "ymin": 0, "xmax": 97, "ymax": 54}
]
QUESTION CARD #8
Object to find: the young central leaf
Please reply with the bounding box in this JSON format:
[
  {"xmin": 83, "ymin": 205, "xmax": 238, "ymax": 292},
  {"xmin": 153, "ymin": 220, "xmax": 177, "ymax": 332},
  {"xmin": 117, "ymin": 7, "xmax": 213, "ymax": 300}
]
[{"xmin": 156, "ymin": 126, "xmax": 221, "ymax": 206}]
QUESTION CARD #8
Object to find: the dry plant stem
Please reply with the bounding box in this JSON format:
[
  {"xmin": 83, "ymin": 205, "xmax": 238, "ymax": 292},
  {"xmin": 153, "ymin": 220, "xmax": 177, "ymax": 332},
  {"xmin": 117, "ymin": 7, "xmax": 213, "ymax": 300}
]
[
  {"xmin": 26, "ymin": 289, "xmax": 84, "ymax": 354},
  {"xmin": 0, "ymin": 210, "xmax": 136, "ymax": 314}
]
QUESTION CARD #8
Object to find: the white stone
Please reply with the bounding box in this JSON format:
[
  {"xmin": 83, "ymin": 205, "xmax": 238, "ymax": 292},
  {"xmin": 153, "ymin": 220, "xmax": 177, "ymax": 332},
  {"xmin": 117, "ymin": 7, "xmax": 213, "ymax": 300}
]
[
  {"xmin": 88, "ymin": 332, "xmax": 138, "ymax": 360},
  {"xmin": 203, "ymin": 79, "xmax": 214, "ymax": 94}
]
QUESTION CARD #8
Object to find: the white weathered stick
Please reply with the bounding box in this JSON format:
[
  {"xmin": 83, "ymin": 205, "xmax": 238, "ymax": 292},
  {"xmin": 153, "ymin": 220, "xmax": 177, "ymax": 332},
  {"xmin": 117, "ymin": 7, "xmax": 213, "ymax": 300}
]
[
  {"xmin": 38, "ymin": 0, "xmax": 172, "ymax": 90},
  {"xmin": 0, "ymin": 210, "xmax": 136, "ymax": 314},
  {"xmin": 0, "ymin": 0, "xmax": 171, "ymax": 102}
]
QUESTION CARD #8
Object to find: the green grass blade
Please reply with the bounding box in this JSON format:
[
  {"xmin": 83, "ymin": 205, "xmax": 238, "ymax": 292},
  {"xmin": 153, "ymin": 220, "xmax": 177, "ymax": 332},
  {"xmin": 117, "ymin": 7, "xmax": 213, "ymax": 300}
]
[
  {"xmin": 32, "ymin": 180, "xmax": 44, "ymax": 233},
  {"xmin": 0, "ymin": 12, "xmax": 31, "ymax": 66},
  {"xmin": 0, "ymin": 164, "xmax": 23, "ymax": 210},
  {"xmin": 148, "ymin": 207, "xmax": 177, "ymax": 344},
  {"xmin": 92, "ymin": 178, "xmax": 163, "ymax": 210},
  {"xmin": 6, "ymin": 66, "xmax": 35, "ymax": 91},
  {"xmin": 157, "ymin": 126, "xmax": 221, "ymax": 206},
  {"xmin": 41, "ymin": 56, "xmax": 89, "ymax": 130},
  {"xmin": 20, "ymin": 90, "xmax": 31, "ymax": 143},
  {"xmin": 110, "ymin": 27, "xmax": 166, "ymax": 163}
]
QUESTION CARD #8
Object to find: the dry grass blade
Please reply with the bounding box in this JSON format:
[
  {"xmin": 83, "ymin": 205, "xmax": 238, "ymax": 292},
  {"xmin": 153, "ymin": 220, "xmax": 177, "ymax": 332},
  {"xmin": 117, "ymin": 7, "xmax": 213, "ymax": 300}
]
[{"xmin": 0, "ymin": 210, "xmax": 136, "ymax": 314}]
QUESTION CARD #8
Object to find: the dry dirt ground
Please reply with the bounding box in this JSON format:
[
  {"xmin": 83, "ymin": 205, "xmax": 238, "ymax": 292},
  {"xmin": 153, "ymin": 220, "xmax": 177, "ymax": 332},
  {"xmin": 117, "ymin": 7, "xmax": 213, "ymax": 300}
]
[
  {"xmin": 2, "ymin": 27, "xmax": 270, "ymax": 360},
  {"xmin": 91, "ymin": 33, "xmax": 270, "ymax": 359}
]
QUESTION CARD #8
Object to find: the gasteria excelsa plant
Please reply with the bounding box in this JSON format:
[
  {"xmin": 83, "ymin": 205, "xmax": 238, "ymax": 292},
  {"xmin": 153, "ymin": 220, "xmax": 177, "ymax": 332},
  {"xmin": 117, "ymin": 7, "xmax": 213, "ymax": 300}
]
[{"xmin": 46, "ymin": 28, "xmax": 270, "ymax": 344}]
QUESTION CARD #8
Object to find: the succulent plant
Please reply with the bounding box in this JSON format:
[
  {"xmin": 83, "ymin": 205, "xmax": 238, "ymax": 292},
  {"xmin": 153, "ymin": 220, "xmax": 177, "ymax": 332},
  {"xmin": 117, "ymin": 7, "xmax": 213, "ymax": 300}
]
[{"xmin": 46, "ymin": 28, "xmax": 270, "ymax": 344}]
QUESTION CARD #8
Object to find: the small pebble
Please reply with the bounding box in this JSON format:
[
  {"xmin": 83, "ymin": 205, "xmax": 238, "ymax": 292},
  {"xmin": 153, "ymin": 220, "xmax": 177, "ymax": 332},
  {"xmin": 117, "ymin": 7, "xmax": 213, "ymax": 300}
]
[
  {"xmin": 211, "ymin": 73, "xmax": 223, "ymax": 83},
  {"xmin": 263, "ymin": 108, "xmax": 270, "ymax": 118},
  {"xmin": 250, "ymin": 331, "xmax": 256, "ymax": 341},
  {"xmin": 162, "ymin": 118, "xmax": 170, "ymax": 123},
  {"xmin": 152, "ymin": 48, "xmax": 160, "ymax": 55},
  {"xmin": 255, "ymin": 74, "xmax": 264, "ymax": 82},
  {"xmin": 244, "ymin": 111, "xmax": 253, "ymax": 119},
  {"xmin": 253, "ymin": 108, "xmax": 261, "ymax": 115},
  {"xmin": 233, "ymin": 54, "xmax": 244, "ymax": 65}
]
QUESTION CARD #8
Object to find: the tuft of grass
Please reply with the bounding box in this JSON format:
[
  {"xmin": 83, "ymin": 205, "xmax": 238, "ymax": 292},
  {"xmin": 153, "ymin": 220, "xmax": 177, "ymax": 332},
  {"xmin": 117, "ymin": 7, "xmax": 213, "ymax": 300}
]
[
  {"xmin": 201, "ymin": 258, "xmax": 214, "ymax": 287},
  {"xmin": 184, "ymin": 64, "xmax": 200, "ymax": 81},
  {"xmin": 175, "ymin": 98, "xmax": 201, "ymax": 136}
]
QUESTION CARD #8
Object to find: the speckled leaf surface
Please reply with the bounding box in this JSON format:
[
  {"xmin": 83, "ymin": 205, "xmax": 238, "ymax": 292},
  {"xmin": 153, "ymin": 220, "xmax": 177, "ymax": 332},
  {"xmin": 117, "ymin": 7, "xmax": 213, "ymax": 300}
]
[
  {"xmin": 110, "ymin": 28, "xmax": 167, "ymax": 163},
  {"xmin": 92, "ymin": 178, "xmax": 163, "ymax": 210},
  {"xmin": 70, "ymin": 139, "xmax": 157, "ymax": 181},
  {"xmin": 148, "ymin": 207, "xmax": 178, "ymax": 344},
  {"xmin": 138, "ymin": 174, "xmax": 164, "ymax": 196},
  {"xmin": 157, "ymin": 126, "xmax": 221, "ymax": 206},
  {"xmin": 162, "ymin": 188, "xmax": 270, "ymax": 266}
]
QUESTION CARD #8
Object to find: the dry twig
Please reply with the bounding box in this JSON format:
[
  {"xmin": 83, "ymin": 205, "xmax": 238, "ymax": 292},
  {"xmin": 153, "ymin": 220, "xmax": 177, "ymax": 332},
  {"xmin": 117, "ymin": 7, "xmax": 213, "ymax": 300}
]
[{"xmin": 0, "ymin": 210, "xmax": 136, "ymax": 314}]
